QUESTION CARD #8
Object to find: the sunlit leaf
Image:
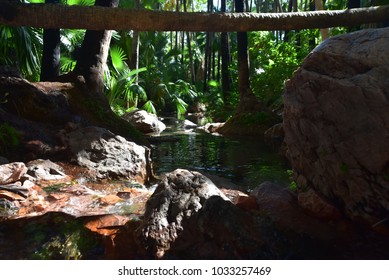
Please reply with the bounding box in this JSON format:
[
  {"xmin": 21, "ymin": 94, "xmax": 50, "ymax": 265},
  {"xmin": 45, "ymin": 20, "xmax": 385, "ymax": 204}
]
[
  {"xmin": 110, "ymin": 45, "xmax": 127, "ymax": 72},
  {"xmin": 141, "ymin": 100, "xmax": 157, "ymax": 115}
]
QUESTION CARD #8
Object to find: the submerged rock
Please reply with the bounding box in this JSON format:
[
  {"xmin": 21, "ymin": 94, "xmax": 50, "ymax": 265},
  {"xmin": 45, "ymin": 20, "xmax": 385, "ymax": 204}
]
[
  {"xmin": 123, "ymin": 110, "xmax": 166, "ymax": 134},
  {"xmin": 283, "ymin": 27, "xmax": 389, "ymax": 227}
]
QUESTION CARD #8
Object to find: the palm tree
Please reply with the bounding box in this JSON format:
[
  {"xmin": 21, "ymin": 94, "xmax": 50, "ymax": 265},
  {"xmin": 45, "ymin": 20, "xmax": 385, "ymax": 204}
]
[{"xmin": 0, "ymin": 25, "xmax": 42, "ymax": 80}]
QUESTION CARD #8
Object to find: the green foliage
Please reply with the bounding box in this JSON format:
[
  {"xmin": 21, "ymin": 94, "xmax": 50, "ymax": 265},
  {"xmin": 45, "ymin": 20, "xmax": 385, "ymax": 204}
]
[
  {"xmin": 249, "ymin": 30, "xmax": 316, "ymax": 109},
  {"xmin": 0, "ymin": 123, "xmax": 21, "ymax": 155},
  {"xmin": 29, "ymin": 215, "xmax": 100, "ymax": 260},
  {"xmin": 0, "ymin": 26, "xmax": 42, "ymax": 80}
]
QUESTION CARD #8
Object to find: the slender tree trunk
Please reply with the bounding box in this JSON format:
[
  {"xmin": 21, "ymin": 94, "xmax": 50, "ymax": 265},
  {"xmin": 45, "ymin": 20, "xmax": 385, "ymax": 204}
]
[
  {"xmin": 212, "ymin": 36, "xmax": 216, "ymax": 80},
  {"xmin": 40, "ymin": 0, "xmax": 60, "ymax": 81},
  {"xmin": 175, "ymin": 0, "xmax": 180, "ymax": 62},
  {"xmin": 203, "ymin": 0, "xmax": 213, "ymax": 92},
  {"xmin": 308, "ymin": 0, "xmax": 316, "ymax": 49},
  {"xmin": 221, "ymin": 0, "xmax": 231, "ymax": 103},
  {"xmin": 234, "ymin": 0, "xmax": 260, "ymax": 112},
  {"xmin": 183, "ymin": 0, "xmax": 195, "ymax": 83},
  {"xmin": 315, "ymin": 0, "xmax": 328, "ymax": 40},
  {"xmin": 348, "ymin": 0, "xmax": 361, "ymax": 31},
  {"xmin": 130, "ymin": 0, "xmax": 140, "ymax": 85}
]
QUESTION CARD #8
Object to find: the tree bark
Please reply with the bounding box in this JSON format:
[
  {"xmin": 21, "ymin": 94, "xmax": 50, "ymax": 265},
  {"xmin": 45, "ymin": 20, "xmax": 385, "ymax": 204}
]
[
  {"xmin": 130, "ymin": 0, "xmax": 140, "ymax": 86},
  {"xmin": 2, "ymin": 3, "xmax": 389, "ymax": 32},
  {"xmin": 220, "ymin": 0, "xmax": 231, "ymax": 103},
  {"xmin": 234, "ymin": 0, "xmax": 261, "ymax": 112},
  {"xmin": 40, "ymin": 0, "xmax": 60, "ymax": 81},
  {"xmin": 315, "ymin": 0, "xmax": 328, "ymax": 40},
  {"xmin": 183, "ymin": 0, "xmax": 195, "ymax": 84},
  {"xmin": 73, "ymin": 0, "xmax": 118, "ymax": 94}
]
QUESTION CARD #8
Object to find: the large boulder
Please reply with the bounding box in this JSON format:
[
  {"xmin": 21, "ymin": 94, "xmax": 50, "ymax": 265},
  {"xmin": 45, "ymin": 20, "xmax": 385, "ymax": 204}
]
[
  {"xmin": 136, "ymin": 169, "xmax": 229, "ymax": 258},
  {"xmin": 283, "ymin": 28, "xmax": 389, "ymax": 226},
  {"xmin": 64, "ymin": 126, "xmax": 151, "ymax": 183},
  {"xmin": 122, "ymin": 110, "xmax": 166, "ymax": 134}
]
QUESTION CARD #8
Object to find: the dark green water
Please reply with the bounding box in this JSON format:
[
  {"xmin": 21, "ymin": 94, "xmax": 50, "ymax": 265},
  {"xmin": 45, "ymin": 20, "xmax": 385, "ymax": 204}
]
[{"xmin": 151, "ymin": 130, "xmax": 290, "ymax": 192}]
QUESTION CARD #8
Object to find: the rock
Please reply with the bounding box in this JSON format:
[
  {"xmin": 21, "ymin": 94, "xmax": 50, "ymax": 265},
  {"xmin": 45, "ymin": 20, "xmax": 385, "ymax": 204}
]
[
  {"xmin": 167, "ymin": 195, "xmax": 265, "ymax": 259},
  {"xmin": 26, "ymin": 159, "xmax": 66, "ymax": 182},
  {"xmin": 182, "ymin": 119, "xmax": 197, "ymax": 129},
  {"xmin": 0, "ymin": 162, "xmax": 27, "ymax": 184},
  {"xmin": 122, "ymin": 110, "xmax": 166, "ymax": 134},
  {"xmin": 264, "ymin": 123, "xmax": 284, "ymax": 146},
  {"xmin": 136, "ymin": 169, "xmax": 228, "ymax": 258},
  {"xmin": 99, "ymin": 194, "xmax": 123, "ymax": 206},
  {"xmin": 250, "ymin": 182, "xmax": 337, "ymax": 240},
  {"xmin": 198, "ymin": 122, "xmax": 225, "ymax": 134},
  {"xmin": 283, "ymin": 27, "xmax": 389, "ymax": 226},
  {"xmin": 298, "ymin": 189, "xmax": 342, "ymax": 221},
  {"xmin": 65, "ymin": 126, "xmax": 150, "ymax": 183},
  {"xmin": 0, "ymin": 198, "xmax": 18, "ymax": 217},
  {"xmin": 0, "ymin": 183, "xmax": 29, "ymax": 198},
  {"xmin": 186, "ymin": 103, "xmax": 206, "ymax": 124},
  {"xmin": 0, "ymin": 190, "xmax": 26, "ymax": 201}
]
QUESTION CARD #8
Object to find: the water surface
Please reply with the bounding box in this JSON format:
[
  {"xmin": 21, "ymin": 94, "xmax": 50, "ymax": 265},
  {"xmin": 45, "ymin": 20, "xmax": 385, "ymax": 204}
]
[{"xmin": 151, "ymin": 130, "xmax": 290, "ymax": 192}]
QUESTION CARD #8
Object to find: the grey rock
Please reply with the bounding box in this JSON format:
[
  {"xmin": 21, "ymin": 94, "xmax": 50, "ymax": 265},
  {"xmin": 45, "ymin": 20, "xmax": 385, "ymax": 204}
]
[
  {"xmin": 66, "ymin": 126, "xmax": 149, "ymax": 183},
  {"xmin": 0, "ymin": 162, "xmax": 27, "ymax": 184},
  {"xmin": 0, "ymin": 182, "xmax": 29, "ymax": 198},
  {"xmin": 26, "ymin": 159, "xmax": 66, "ymax": 182},
  {"xmin": 283, "ymin": 27, "xmax": 389, "ymax": 225},
  {"xmin": 122, "ymin": 110, "xmax": 166, "ymax": 134},
  {"xmin": 250, "ymin": 182, "xmax": 337, "ymax": 240}
]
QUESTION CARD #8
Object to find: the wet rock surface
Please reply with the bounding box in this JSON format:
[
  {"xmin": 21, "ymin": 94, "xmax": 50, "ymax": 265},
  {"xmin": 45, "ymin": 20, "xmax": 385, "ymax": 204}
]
[{"xmin": 283, "ymin": 27, "xmax": 389, "ymax": 226}]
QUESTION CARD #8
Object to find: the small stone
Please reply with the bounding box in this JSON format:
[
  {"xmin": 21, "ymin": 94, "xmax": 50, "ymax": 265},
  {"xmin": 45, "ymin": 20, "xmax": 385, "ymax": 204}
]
[
  {"xmin": 0, "ymin": 190, "xmax": 26, "ymax": 201},
  {"xmin": 0, "ymin": 162, "xmax": 28, "ymax": 184},
  {"xmin": 26, "ymin": 159, "xmax": 66, "ymax": 182},
  {"xmin": 99, "ymin": 194, "xmax": 123, "ymax": 205}
]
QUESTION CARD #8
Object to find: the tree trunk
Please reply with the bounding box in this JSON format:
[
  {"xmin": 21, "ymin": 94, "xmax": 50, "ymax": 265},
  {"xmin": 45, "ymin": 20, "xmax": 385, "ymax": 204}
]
[
  {"xmin": 234, "ymin": 0, "xmax": 260, "ymax": 111},
  {"xmin": 40, "ymin": 0, "xmax": 60, "ymax": 81},
  {"xmin": 183, "ymin": 0, "xmax": 195, "ymax": 84},
  {"xmin": 69, "ymin": 0, "xmax": 147, "ymax": 145},
  {"xmin": 3, "ymin": 3, "xmax": 389, "ymax": 32},
  {"xmin": 73, "ymin": 0, "xmax": 118, "ymax": 94},
  {"xmin": 348, "ymin": 0, "xmax": 361, "ymax": 31},
  {"xmin": 130, "ymin": 0, "xmax": 140, "ymax": 83},
  {"xmin": 315, "ymin": 0, "xmax": 328, "ymax": 40},
  {"xmin": 220, "ymin": 0, "xmax": 231, "ymax": 103}
]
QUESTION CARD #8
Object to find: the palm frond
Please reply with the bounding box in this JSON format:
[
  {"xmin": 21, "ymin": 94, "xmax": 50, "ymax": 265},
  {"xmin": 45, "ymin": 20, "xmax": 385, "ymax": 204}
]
[
  {"xmin": 141, "ymin": 100, "xmax": 157, "ymax": 115},
  {"xmin": 109, "ymin": 45, "xmax": 127, "ymax": 73}
]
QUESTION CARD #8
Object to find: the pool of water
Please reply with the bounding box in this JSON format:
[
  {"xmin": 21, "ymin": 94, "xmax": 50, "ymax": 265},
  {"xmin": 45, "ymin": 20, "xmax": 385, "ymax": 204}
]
[{"xmin": 150, "ymin": 130, "xmax": 291, "ymax": 192}]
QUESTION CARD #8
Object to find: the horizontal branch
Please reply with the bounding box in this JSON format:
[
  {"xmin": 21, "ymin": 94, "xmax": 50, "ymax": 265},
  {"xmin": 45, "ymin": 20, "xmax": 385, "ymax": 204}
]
[{"xmin": 1, "ymin": 3, "xmax": 389, "ymax": 32}]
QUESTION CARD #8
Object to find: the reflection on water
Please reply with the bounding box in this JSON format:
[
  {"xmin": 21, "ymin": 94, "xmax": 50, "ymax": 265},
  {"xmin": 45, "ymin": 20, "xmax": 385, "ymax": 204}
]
[{"xmin": 151, "ymin": 130, "xmax": 290, "ymax": 192}]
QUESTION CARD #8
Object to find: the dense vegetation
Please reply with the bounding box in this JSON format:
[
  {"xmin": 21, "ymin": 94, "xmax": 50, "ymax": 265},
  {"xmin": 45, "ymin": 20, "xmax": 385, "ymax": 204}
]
[{"xmin": 1, "ymin": 0, "xmax": 382, "ymax": 122}]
